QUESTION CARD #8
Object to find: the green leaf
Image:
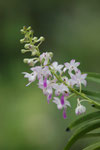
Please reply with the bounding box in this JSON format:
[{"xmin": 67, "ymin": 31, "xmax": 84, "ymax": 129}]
[
  {"xmin": 64, "ymin": 120, "xmax": 100, "ymax": 150},
  {"xmin": 86, "ymin": 72, "xmax": 100, "ymax": 83},
  {"xmin": 82, "ymin": 90, "xmax": 100, "ymax": 101},
  {"xmin": 82, "ymin": 133, "xmax": 100, "ymax": 139},
  {"xmin": 83, "ymin": 142, "xmax": 100, "ymax": 150},
  {"xmin": 66, "ymin": 111, "xmax": 100, "ymax": 131}
]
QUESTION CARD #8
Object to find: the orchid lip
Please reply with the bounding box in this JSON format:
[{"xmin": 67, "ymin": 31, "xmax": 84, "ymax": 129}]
[
  {"xmin": 48, "ymin": 94, "xmax": 52, "ymax": 100},
  {"xmin": 63, "ymin": 109, "xmax": 67, "ymax": 119},
  {"xmin": 43, "ymin": 77, "xmax": 47, "ymax": 88},
  {"xmin": 61, "ymin": 95, "xmax": 65, "ymax": 105}
]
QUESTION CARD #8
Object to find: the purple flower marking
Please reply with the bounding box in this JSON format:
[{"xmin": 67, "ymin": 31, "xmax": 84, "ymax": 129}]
[
  {"xmin": 63, "ymin": 109, "xmax": 67, "ymax": 119},
  {"xmin": 43, "ymin": 77, "xmax": 47, "ymax": 88},
  {"xmin": 47, "ymin": 94, "xmax": 52, "ymax": 104},
  {"xmin": 61, "ymin": 95, "xmax": 65, "ymax": 105}
]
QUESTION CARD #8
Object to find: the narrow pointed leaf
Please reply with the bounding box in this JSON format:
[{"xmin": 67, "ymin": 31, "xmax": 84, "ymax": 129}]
[
  {"xmin": 86, "ymin": 72, "xmax": 100, "ymax": 83},
  {"xmin": 82, "ymin": 133, "xmax": 100, "ymax": 138},
  {"xmin": 65, "ymin": 120, "xmax": 100, "ymax": 150},
  {"xmin": 82, "ymin": 90, "xmax": 100, "ymax": 101},
  {"xmin": 66, "ymin": 111, "xmax": 100, "ymax": 131},
  {"xmin": 87, "ymin": 72, "xmax": 100, "ymax": 78},
  {"xmin": 83, "ymin": 142, "xmax": 100, "ymax": 150}
]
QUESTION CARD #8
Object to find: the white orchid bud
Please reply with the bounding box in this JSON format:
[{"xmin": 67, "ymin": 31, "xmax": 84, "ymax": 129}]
[
  {"xmin": 49, "ymin": 52, "xmax": 53, "ymax": 58},
  {"xmin": 21, "ymin": 49, "xmax": 26, "ymax": 54},
  {"xmin": 21, "ymin": 49, "xmax": 30, "ymax": 54},
  {"xmin": 40, "ymin": 36, "xmax": 45, "ymax": 41},
  {"xmin": 23, "ymin": 58, "xmax": 29, "ymax": 64},
  {"xmin": 27, "ymin": 26, "xmax": 31, "ymax": 31},
  {"xmin": 31, "ymin": 50, "xmax": 38, "ymax": 56},
  {"xmin": 75, "ymin": 104, "xmax": 86, "ymax": 115},
  {"xmin": 23, "ymin": 58, "xmax": 39, "ymax": 66},
  {"xmin": 33, "ymin": 37, "xmax": 38, "ymax": 41},
  {"xmin": 75, "ymin": 99, "xmax": 86, "ymax": 115},
  {"xmin": 20, "ymin": 39, "xmax": 25, "ymax": 43},
  {"xmin": 24, "ymin": 44, "xmax": 30, "ymax": 49}
]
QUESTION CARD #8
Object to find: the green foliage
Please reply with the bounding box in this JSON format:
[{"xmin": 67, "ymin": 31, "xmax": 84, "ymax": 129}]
[
  {"xmin": 65, "ymin": 111, "xmax": 100, "ymax": 150},
  {"xmin": 83, "ymin": 142, "xmax": 100, "ymax": 150},
  {"xmin": 82, "ymin": 133, "xmax": 100, "ymax": 139},
  {"xmin": 82, "ymin": 90, "xmax": 100, "ymax": 101},
  {"xmin": 65, "ymin": 72, "xmax": 100, "ymax": 150},
  {"xmin": 87, "ymin": 72, "xmax": 100, "ymax": 83},
  {"xmin": 66, "ymin": 111, "xmax": 100, "ymax": 130}
]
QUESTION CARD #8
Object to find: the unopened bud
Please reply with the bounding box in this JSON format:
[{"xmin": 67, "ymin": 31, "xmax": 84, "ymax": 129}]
[
  {"xmin": 20, "ymin": 29, "xmax": 25, "ymax": 34},
  {"xmin": 33, "ymin": 37, "xmax": 38, "ymax": 41},
  {"xmin": 28, "ymin": 59, "xmax": 35, "ymax": 66},
  {"xmin": 21, "ymin": 49, "xmax": 26, "ymax": 54},
  {"xmin": 40, "ymin": 36, "xmax": 45, "ymax": 41},
  {"xmin": 49, "ymin": 52, "xmax": 53, "ymax": 57},
  {"xmin": 29, "ymin": 30, "xmax": 34, "ymax": 34},
  {"xmin": 24, "ymin": 44, "xmax": 30, "ymax": 49},
  {"xmin": 27, "ymin": 26, "xmax": 31, "ymax": 31},
  {"xmin": 31, "ymin": 49, "xmax": 39, "ymax": 56},
  {"xmin": 24, "ymin": 58, "xmax": 38, "ymax": 66},
  {"xmin": 23, "ymin": 58, "xmax": 29, "ymax": 63},
  {"xmin": 21, "ymin": 49, "xmax": 30, "ymax": 54},
  {"xmin": 20, "ymin": 39, "xmax": 25, "ymax": 43},
  {"xmin": 20, "ymin": 26, "xmax": 27, "ymax": 34}
]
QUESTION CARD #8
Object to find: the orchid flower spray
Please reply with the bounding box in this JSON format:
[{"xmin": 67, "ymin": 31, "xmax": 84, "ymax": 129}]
[
  {"xmin": 20, "ymin": 26, "xmax": 100, "ymax": 119},
  {"xmin": 20, "ymin": 26, "xmax": 100, "ymax": 150}
]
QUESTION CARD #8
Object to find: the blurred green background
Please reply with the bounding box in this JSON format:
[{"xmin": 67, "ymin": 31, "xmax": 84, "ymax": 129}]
[{"xmin": 0, "ymin": 0, "xmax": 100, "ymax": 150}]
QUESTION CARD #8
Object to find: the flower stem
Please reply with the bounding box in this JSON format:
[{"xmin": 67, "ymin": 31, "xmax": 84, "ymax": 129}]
[{"xmin": 80, "ymin": 83, "xmax": 82, "ymax": 93}]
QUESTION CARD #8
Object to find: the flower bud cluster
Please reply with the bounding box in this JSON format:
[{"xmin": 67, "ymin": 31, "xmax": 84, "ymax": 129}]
[{"xmin": 20, "ymin": 26, "xmax": 87, "ymax": 119}]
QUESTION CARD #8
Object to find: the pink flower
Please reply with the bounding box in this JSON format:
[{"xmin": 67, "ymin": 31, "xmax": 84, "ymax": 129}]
[
  {"xmin": 53, "ymin": 83, "xmax": 69, "ymax": 96},
  {"xmin": 38, "ymin": 78, "xmax": 56, "ymax": 103},
  {"xmin": 22, "ymin": 71, "xmax": 37, "ymax": 86},
  {"xmin": 70, "ymin": 71, "xmax": 87, "ymax": 87},
  {"xmin": 64, "ymin": 59, "xmax": 80, "ymax": 73},
  {"xmin": 31, "ymin": 66, "xmax": 51, "ymax": 79},
  {"xmin": 53, "ymin": 96, "xmax": 70, "ymax": 110},
  {"xmin": 42, "ymin": 66, "xmax": 52, "ymax": 78},
  {"xmin": 62, "ymin": 76, "xmax": 75, "ymax": 87},
  {"xmin": 31, "ymin": 66, "xmax": 43, "ymax": 79},
  {"xmin": 53, "ymin": 96, "xmax": 71, "ymax": 119},
  {"xmin": 50, "ymin": 61, "xmax": 63, "ymax": 74},
  {"xmin": 39, "ymin": 52, "xmax": 53, "ymax": 65}
]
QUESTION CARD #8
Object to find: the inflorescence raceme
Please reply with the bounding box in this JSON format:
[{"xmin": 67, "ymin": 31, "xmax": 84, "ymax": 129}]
[{"xmin": 20, "ymin": 26, "xmax": 88, "ymax": 119}]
